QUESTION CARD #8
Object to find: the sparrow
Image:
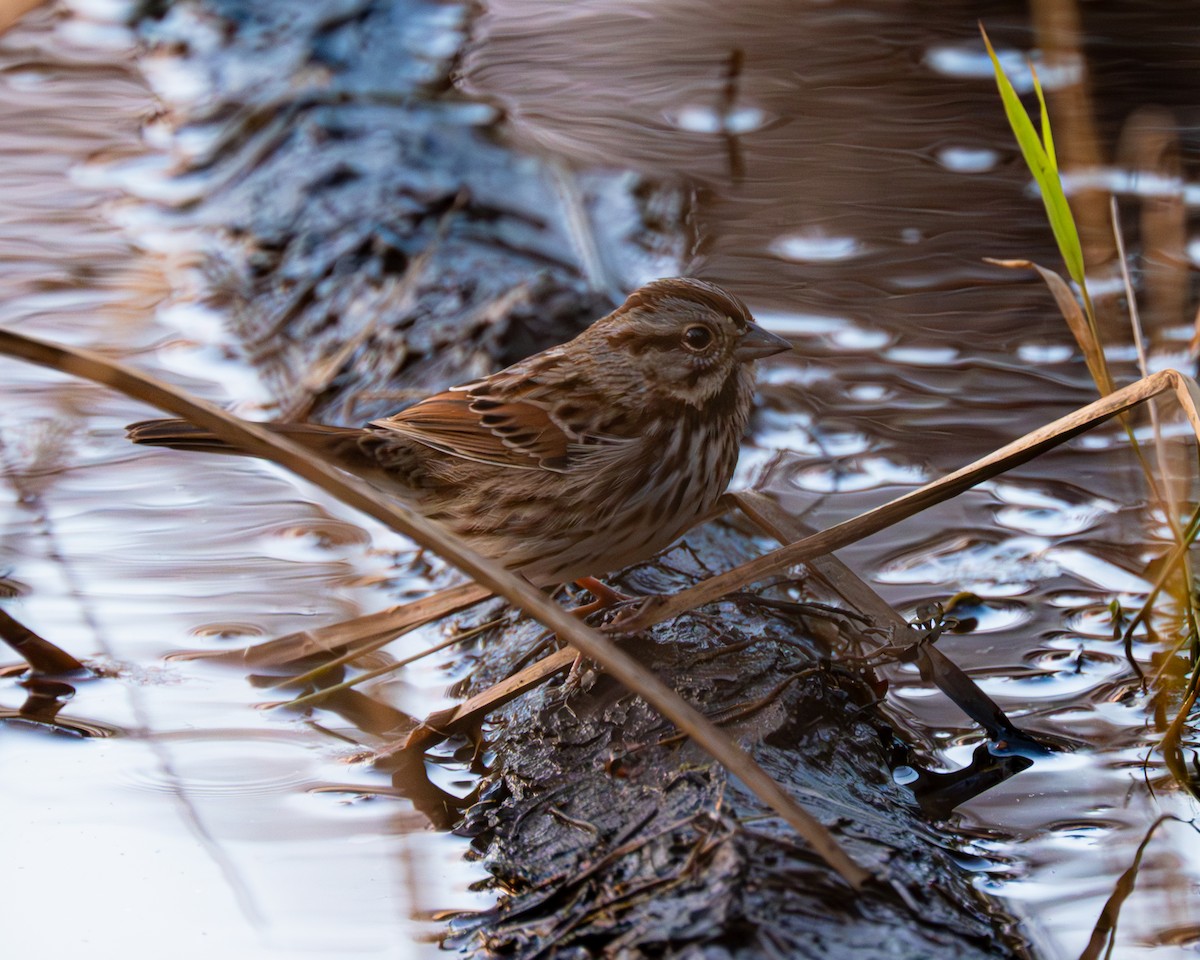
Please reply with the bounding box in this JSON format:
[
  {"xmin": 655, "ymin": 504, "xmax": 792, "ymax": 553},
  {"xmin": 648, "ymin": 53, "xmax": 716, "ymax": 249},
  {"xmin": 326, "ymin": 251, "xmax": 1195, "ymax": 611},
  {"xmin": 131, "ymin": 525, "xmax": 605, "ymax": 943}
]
[{"xmin": 128, "ymin": 277, "xmax": 790, "ymax": 584}]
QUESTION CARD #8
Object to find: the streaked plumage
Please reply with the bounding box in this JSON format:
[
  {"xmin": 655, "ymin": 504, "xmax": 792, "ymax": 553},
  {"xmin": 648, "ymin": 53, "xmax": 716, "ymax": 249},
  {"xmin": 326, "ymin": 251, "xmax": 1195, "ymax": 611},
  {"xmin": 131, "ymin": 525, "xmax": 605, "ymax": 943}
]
[{"xmin": 128, "ymin": 277, "xmax": 789, "ymax": 582}]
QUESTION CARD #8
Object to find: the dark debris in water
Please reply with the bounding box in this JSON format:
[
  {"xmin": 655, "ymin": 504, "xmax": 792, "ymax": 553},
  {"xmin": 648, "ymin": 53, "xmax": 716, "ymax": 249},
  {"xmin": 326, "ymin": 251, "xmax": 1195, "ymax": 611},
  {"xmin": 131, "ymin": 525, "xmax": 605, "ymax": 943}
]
[{"xmin": 0, "ymin": 605, "xmax": 85, "ymax": 674}]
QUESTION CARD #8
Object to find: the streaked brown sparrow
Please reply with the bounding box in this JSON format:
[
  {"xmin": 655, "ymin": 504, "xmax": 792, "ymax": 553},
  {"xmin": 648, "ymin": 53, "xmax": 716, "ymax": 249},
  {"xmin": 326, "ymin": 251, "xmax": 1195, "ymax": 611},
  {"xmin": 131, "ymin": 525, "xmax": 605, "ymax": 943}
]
[{"xmin": 128, "ymin": 277, "xmax": 789, "ymax": 583}]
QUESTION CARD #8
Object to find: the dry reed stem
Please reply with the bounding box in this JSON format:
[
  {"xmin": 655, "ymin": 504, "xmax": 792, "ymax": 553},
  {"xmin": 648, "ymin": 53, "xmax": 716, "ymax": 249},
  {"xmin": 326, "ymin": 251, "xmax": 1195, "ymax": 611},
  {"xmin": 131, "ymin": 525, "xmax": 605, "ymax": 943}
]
[
  {"xmin": 394, "ymin": 490, "xmax": 1035, "ymax": 760},
  {"xmin": 387, "ymin": 645, "xmax": 577, "ymax": 757}
]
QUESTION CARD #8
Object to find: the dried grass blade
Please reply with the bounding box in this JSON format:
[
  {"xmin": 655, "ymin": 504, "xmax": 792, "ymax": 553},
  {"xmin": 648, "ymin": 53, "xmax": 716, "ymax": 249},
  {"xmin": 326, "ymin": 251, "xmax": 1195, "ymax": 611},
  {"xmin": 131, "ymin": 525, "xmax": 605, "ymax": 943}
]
[
  {"xmin": 281, "ymin": 620, "xmax": 503, "ymax": 710},
  {"xmin": 383, "ymin": 646, "xmax": 577, "ymax": 758},
  {"xmin": 985, "ymin": 257, "xmax": 1112, "ymax": 394},
  {"xmin": 1078, "ymin": 815, "xmax": 1195, "ymax": 960},
  {"xmin": 0, "ymin": 326, "xmax": 872, "ymax": 889},
  {"xmin": 732, "ymin": 492, "xmax": 906, "ymax": 633},
  {"xmin": 1159, "ymin": 682, "xmax": 1198, "ymax": 790},
  {"xmin": 1110, "ymin": 197, "xmax": 1200, "ymax": 700},
  {"xmin": 911, "ymin": 643, "xmax": 1044, "ymax": 751},
  {"xmin": 245, "ymin": 581, "xmax": 491, "ymax": 668},
  {"xmin": 733, "ymin": 493, "xmax": 1043, "ymax": 749}
]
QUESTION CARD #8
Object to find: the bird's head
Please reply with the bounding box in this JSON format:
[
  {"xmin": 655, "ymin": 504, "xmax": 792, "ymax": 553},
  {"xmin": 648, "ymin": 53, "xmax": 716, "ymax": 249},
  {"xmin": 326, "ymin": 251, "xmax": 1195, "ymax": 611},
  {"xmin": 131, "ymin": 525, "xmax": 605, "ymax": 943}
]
[{"xmin": 593, "ymin": 277, "xmax": 790, "ymax": 410}]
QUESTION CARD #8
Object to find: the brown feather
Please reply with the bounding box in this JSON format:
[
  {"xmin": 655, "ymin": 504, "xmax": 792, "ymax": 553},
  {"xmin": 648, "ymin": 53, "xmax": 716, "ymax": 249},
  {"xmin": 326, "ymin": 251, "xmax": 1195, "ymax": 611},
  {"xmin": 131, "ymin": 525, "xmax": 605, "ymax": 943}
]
[
  {"xmin": 127, "ymin": 419, "xmax": 384, "ymax": 472},
  {"xmin": 372, "ymin": 390, "xmax": 571, "ymax": 472}
]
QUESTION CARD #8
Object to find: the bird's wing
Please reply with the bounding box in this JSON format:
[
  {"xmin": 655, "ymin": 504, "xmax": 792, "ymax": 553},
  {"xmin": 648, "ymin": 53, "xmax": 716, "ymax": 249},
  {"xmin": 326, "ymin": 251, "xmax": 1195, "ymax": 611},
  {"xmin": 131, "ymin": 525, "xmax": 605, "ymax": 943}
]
[
  {"xmin": 371, "ymin": 377, "xmax": 639, "ymax": 474},
  {"xmin": 370, "ymin": 387, "xmax": 575, "ymax": 472}
]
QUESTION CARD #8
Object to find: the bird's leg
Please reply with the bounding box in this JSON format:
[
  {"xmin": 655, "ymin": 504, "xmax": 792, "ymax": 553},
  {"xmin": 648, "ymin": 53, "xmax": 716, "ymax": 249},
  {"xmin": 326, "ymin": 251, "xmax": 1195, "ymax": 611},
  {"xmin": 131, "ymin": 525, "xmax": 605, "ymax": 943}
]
[
  {"xmin": 562, "ymin": 577, "xmax": 631, "ymax": 688},
  {"xmin": 570, "ymin": 576, "xmax": 630, "ymax": 617}
]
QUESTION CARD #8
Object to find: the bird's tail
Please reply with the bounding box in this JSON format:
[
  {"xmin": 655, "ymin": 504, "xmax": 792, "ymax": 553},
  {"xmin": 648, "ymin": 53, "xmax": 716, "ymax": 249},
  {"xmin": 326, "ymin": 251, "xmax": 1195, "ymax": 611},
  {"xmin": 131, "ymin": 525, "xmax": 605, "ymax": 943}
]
[
  {"xmin": 126, "ymin": 418, "xmax": 377, "ymax": 466},
  {"xmin": 127, "ymin": 419, "xmax": 238, "ymax": 453}
]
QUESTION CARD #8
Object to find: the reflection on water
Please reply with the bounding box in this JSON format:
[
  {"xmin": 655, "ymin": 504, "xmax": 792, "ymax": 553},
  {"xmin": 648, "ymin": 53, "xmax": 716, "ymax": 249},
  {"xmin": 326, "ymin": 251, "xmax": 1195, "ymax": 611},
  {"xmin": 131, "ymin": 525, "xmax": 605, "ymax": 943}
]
[
  {"xmin": 0, "ymin": 673, "xmax": 121, "ymax": 737},
  {"xmin": 3, "ymin": 0, "xmax": 1200, "ymax": 957},
  {"xmin": 0, "ymin": 6, "xmax": 486, "ymax": 959}
]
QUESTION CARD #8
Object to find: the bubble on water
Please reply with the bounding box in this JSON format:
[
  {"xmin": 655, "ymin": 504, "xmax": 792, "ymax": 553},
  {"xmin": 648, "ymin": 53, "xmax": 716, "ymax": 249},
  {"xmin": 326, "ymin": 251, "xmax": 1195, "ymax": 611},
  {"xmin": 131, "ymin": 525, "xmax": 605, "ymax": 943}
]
[
  {"xmin": 665, "ymin": 104, "xmax": 772, "ymax": 134},
  {"xmin": 1016, "ymin": 343, "xmax": 1074, "ymax": 364},
  {"xmin": 769, "ymin": 230, "xmax": 865, "ymax": 263},
  {"xmin": 937, "ymin": 146, "xmax": 999, "ymax": 173}
]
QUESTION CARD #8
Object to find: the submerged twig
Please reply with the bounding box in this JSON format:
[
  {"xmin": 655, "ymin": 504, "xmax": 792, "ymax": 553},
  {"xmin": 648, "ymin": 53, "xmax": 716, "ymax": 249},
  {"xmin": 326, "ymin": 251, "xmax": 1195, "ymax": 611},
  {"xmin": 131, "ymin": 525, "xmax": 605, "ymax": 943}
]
[{"xmin": 0, "ymin": 607, "xmax": 85, "ymax": 674}]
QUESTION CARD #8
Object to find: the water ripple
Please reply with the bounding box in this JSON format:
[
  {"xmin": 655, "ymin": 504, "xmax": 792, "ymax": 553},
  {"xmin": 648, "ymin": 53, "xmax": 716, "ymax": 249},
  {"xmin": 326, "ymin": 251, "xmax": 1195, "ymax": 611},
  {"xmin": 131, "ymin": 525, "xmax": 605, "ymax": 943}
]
[
  {"xmin": 786, "ymin": 455, "xmax": 928, "ymax": 493},
  {"xmin": 988, "ymin": 480, "xmax": 1118, "ymax": 536},
  {"xmin": 119, "ymin": 732, "xmax": 320, "ymax": 799}
]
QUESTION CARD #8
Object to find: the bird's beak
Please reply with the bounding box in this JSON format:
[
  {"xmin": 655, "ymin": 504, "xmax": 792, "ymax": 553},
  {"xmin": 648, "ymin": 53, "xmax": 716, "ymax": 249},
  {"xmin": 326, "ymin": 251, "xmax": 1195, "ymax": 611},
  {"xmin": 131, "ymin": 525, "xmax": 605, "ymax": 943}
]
[{"xmin": 734, "ymin": 321, "xmax": 791, "ymax": 362}]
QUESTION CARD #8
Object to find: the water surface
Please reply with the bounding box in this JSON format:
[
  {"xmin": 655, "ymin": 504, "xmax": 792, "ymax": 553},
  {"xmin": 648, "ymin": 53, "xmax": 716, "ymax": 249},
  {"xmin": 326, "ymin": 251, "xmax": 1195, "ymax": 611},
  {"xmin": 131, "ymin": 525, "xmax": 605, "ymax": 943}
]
[{"xmin": 3, "ymin": 1, "xmax": 1200, "ymax": 958}]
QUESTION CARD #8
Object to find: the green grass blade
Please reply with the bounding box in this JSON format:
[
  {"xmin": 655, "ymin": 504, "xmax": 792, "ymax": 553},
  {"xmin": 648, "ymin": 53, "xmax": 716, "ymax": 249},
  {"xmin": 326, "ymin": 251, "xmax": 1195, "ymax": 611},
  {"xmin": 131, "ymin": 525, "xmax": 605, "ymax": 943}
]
[
  {"xmin": 1031, "ymin": 62, "xmax": 1058, "ymax": 169},
  {"xmin": 981, "ymin": 25, "xmax": 1086, "ymax": 287}
]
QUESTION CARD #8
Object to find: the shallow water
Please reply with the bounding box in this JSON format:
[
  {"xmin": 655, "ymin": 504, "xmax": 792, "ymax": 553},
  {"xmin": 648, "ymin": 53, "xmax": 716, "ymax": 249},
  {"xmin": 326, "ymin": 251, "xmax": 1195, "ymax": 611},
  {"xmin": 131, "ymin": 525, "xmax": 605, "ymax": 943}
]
[
  {"xmin": 462, "ymin": 2, "xmax": 1200, "ymax": 955},
  {"xmin": 3, "ymin": 0, "xmax": 1200, "ymax": 957},
  {"xmin": 0, "ymin": 6, "xmax": 488, "ymax": 957}
]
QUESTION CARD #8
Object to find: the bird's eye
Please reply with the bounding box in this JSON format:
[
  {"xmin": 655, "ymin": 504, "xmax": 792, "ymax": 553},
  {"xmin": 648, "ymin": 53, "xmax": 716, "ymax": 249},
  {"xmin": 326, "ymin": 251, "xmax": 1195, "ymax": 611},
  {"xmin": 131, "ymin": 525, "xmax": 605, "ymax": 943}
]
[{"xmin": 682, "ymin": 324, "xmax": 714, "ymax": 352}]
